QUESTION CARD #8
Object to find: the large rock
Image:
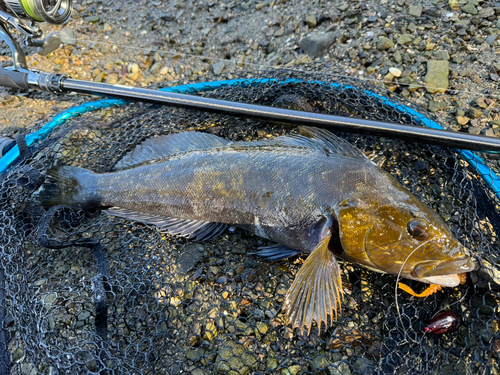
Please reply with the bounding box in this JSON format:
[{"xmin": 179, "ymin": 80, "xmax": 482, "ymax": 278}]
[
  {"xmin": 299, "ymin": 32, "xmax": 336, "ymax": 58},
  {"xmin": 425, "ymin": 60, "xmax": 449, "ymax": 94}
]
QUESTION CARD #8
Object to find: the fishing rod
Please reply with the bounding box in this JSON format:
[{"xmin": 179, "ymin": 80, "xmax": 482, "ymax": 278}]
[{"xmin": 2, "ymin": 0, "xmax": 500, "ymax": 160}]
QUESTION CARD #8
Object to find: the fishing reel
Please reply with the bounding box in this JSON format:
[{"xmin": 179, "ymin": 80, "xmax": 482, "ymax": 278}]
[
  {"xmin": 0, "ymin": 0, "xmax": 72, "ymax": 72},
  {"xmin": 0, "ymin": 0, "xmax": 72, "ymax": 25}
]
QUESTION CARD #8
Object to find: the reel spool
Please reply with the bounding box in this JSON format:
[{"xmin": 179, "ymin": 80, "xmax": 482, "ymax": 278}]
[{"xmin": 1, "ymin": 0, "xmax": 72, "ymax": 24}]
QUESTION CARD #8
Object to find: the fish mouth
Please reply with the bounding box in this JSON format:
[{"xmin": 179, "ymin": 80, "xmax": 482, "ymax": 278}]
[{"xmin": 412, "ymin": 255, "xmax": 475, "ymax": 279}]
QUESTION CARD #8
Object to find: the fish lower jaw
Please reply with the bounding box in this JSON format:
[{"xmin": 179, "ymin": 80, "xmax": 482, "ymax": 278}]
[{"xmin": 418, "ymin": 274, "xmax": 460, "ymax": 287}]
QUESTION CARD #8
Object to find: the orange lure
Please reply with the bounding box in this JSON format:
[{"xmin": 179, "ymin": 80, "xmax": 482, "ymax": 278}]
[{"xmin": 399, "ymin": 273, "xmax": 467, "ymax": 297}]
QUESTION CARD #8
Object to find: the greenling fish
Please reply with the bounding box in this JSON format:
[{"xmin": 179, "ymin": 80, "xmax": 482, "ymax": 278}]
[{"xmin": 36, "ymin": 127, "xmax": 475, "ymax": 334}]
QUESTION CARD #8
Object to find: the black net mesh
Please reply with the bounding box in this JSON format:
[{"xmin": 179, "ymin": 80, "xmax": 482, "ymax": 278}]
[{"xmin": 1, "ymin": 68, "xmax": 499, "ymax": 375}]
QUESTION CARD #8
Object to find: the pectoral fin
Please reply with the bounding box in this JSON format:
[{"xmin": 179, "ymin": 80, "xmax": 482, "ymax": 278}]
[{"xmin": 284, "ymin": 230, "xmax": 343, "ymax": 335}]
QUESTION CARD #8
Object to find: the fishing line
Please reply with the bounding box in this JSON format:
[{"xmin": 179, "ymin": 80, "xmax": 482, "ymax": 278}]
[
  {"xmin": 394, "ymin": 240, "xmax": 430, "ymax": 345},
  {"xmin": 33, "ymin": 35, "xmax": 500, "ymax": 98}
]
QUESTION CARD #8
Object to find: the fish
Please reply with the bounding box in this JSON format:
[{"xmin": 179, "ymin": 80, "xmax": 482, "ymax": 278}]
[{"xmin": 35, "ymin": 126, "xmax": 475, "ymax": 334}]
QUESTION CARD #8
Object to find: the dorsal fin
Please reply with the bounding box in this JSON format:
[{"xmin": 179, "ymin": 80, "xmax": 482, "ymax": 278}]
[
  {"xmin": 235, "ymin": 127, "xmax": 365, "ymax": 159},
  {"xmin": 294, "ymin": 127, "xmax": 366, "ymax": 158},
  {"xmin": 114, "ymin": 132, "xmax": 230, "ymax": 170}
]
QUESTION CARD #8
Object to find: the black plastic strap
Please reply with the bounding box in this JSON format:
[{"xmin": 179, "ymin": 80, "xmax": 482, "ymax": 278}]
[
  {"xmin": 13, "ymin": 134, "xmax": 29, "ymax": 158},
  {"xmin": 37, "ymin": 206, "xmax": 111, "ymax": 348},
  {"xmin": 92, "ymin": 273, "xmax": 109, "ymax": 341}
]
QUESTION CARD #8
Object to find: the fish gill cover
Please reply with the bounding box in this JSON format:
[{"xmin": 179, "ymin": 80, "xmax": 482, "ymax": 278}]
[{"xmin": 0, "ymin": 67, "xmax": 499, "ymax": 374}]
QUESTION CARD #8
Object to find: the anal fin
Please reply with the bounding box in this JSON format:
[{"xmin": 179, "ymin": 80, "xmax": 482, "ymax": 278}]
[
  {"xmin": 106, "ymin": 208, "xmax": 228, "ymax": 241},
  {"xmin": 251, "ymin": 245, "xmax": 302, "ymax": 261},
  {"xmin": 284, "ymin": 229, "xmax": 343, "ymax": 335}
]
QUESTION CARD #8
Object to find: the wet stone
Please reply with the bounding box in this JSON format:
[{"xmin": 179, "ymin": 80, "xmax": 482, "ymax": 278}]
[
  {"xmin": 352, "ymin": 357, "xmax": 375, "ymax": 375},
  {"xmin": 282, "ymin": 365, "xmax": 302, "ymax": 375},
  {"xmin": 21, "ymin": 363, "xmax": 36, "ymax": 375},
  {"xmin": 177, "ymin": 243, "xmax": 204, "ymax": 272},
  {"xmin": 267, "ymin": 358, "xmax": 278, "ymax": 370},
  {"xmin": 78, "ymin": 311, "xmax": 91, "ymax": 321},
  {"xmin": 13, "ymin": 349, "xmax": 24, "ymax": 363},
  {"xmin": 311, "ymin": 355, "xmax": 330, "ymax": 371},
  {"xmin": 215, "ymin": 341, "xmax": 249, "ymax": 375}
]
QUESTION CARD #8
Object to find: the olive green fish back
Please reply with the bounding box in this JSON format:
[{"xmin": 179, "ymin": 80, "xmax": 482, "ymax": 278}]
[{"xmin": 1, "ymin": 66, "xmax": 499, "ymax": 375}]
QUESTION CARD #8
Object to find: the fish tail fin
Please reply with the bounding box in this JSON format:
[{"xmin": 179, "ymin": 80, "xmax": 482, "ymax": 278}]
[{"xmin": 35, "ymin": 166, "xmax": 99, "ymax": 208}]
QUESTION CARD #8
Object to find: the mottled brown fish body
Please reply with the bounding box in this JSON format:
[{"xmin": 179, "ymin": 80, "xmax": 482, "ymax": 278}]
[
  {"xmin": 90, "ymin": 146, "xmax": 380, "ymax": 252},
  {"xmin": 36, "ymin": 127, "xmax": 475, "ymax": 334}
]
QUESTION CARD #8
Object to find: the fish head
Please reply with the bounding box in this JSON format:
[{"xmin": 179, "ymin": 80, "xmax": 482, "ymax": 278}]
[{"xmin": 335, "ymin": 193, "xmax": 475, "ymax": 287}]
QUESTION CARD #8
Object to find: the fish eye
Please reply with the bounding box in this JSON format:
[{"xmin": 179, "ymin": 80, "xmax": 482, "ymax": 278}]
[{"xmin": 407, "ymin": 219, "xmax": 429, "ymax": 241}]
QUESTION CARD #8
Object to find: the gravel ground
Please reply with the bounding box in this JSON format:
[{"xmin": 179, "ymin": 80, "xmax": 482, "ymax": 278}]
[
  {"xmin": 0, "ymin": 0, "xmax": 499, "ymax": 137},
  {"xmin": 1, "ymin": 1, "xmax": 500, "ymax": 374}
]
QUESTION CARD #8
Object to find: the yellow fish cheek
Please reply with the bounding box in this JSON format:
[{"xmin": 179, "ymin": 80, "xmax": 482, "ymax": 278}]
[
  {"xmin": 365, "ymin": 240, "xmax": 419, "ymax": 275},
  {"xmin": 337, "ymin": 207, "xmax": 373, "ymax": 264}
]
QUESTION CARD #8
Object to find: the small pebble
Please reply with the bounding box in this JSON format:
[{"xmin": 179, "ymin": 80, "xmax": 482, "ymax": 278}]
[{"xmin": 389, "ymin": 67, "xmax": 402, "ymax": 77}]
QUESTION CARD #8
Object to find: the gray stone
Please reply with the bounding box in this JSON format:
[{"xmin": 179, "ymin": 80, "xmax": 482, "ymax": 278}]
[
  {"xmin": 78, "ymin": 311, "xmax": 91, "ymax": 321},
  {"xmin": 177, "ymin": 243, "xmax": 204, "ymax": 272},
  {"xmin": 477, "ymin": 7, "xmax": 495, "ymax": 18},
  {"xmin": 212, "ymin": 61, "xmax": 225, "ymax": 75},
  {"xmin": 497, "ymin": 18, "xmax": 500, "ymax": 29},
  {"xmin": 428, "ymin": 100, "xmax": 449, "ymax": 112},
  {"xmin": 311, "ymin": 355, "xmax": 330, "ymax": 371},
  {"xmin": 377, "ymin": 36, "xmax": 394, "ymax": 50},
  {"xmin": 461, "ymin": 3, "xmax": 478, "ymax": 15},
  {"xmin": 60, "ymin": 28, "xmax": 77, "ymax": 46},
  {"xmin": 84, "ymin": 15, "xmax": 100, "ymax": 23},
  {"xmin": 299, "ymin": 32, "xmax": 336, "ymax": 58},
  {"xmin": 486, "ymin": 35, "xmax": 498, "ymax": 45},
  {"xmin": 424, "ymin": 60, "xmax": 449, "ymax": 94},
  {"xmin": 433, "ymin": 50, "xmax": 450, "ymax": 60},
  {"xmin": 352, "ymin": 357, "xmax": 375, "ymax": 375},
  {"xmin": 408, "ymin": 5, "xmax": 423, "ymax": 17},
  {"xmin": 368, "ymin": 15, "xmax": 378, "ymax": 22},
  {"xmin": 379, "ymin": 8, "xmax": 389, "ymax": 18}
]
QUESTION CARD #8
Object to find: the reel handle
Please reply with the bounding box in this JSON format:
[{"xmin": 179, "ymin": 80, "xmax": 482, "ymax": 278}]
[{"xmin": 0, "ymin": 64, "xmax": 29, "ymax": 89}]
